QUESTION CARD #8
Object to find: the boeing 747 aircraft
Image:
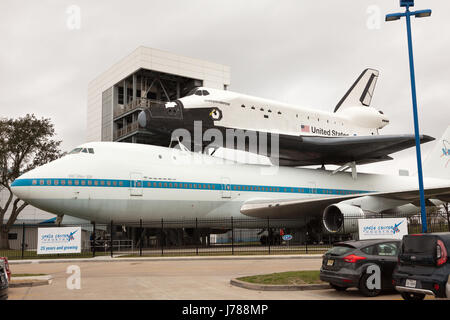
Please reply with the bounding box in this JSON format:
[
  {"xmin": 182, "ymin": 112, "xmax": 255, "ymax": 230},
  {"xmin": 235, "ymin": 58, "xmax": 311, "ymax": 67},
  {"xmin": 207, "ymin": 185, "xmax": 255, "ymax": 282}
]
[
  {"xmin": 10, "ymin": 127, "xmax": 450, "ymax": 235},
  {"xmin": 137, "ymin": 68, "xmax": 433, "ymax": 166}
]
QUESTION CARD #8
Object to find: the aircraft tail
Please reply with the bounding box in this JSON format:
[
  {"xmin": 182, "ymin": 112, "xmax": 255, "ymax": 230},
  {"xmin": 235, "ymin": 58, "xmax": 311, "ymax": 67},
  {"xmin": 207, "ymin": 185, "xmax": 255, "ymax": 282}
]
[
  {"xmin": 423, "ymin": 126, "xmax": 450, "ymax": 180},
  {"xmin": 334, "ymin": 68, "xmax": 379, "ymax": 113}
]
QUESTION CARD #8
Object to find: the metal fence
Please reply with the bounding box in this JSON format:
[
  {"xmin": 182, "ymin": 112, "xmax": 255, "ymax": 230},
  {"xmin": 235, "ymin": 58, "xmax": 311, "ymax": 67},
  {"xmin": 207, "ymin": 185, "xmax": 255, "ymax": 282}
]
[{"xmin": 1, "ymin": 209, "xmax": 449, "ymax": 260}]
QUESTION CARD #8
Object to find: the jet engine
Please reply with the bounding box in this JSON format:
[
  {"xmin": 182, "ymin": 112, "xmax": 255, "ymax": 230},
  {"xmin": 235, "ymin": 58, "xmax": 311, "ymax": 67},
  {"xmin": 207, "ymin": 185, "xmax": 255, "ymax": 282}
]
[{"xmin": 322, "ymin": 203, "xmax": 365, "ymax": 233}]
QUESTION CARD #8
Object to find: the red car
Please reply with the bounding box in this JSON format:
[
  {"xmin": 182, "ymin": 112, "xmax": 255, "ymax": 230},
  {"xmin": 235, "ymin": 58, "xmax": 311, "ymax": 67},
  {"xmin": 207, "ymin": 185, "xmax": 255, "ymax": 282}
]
[
  {"xmin": 0, "ymin": 257, "xmax": 11, "ymax": 282},
  {"xmin": 0, "ymin": 257, "xmax": 11, "ymax": 300}
]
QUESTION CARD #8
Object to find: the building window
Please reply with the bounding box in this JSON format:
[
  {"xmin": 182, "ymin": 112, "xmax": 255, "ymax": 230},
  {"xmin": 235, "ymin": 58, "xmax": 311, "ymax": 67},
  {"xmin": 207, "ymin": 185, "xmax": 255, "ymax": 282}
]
[{"xmin": 8, "ymin": 233, "xmax": 18, "ymax": 240}]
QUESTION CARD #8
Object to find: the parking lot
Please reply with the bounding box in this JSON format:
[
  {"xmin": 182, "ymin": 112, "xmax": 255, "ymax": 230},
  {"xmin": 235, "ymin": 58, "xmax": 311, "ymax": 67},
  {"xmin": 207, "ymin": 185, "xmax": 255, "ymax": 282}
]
[{"xmin": 7, "ymin": 256, "xmax": 407, "ymax": 300}]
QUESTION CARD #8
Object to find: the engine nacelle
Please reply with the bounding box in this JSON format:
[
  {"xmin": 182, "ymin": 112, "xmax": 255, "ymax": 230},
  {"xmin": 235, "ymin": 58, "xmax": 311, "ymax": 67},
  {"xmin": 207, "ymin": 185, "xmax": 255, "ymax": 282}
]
[{"xmin": 322, "ymin": 203, "xmax": 365, "ymax": 233}]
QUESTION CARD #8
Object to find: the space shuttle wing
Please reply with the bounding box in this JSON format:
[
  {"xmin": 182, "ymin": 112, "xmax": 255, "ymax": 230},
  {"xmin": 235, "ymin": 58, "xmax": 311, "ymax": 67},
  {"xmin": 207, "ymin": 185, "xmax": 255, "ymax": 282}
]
[
  {"xmin": 276, "ymin": 134, "xmax": 434, "ymax": 166},
  {"xmin": 240, "ymin": 186, "xmax": 450, "ymax": 219}
]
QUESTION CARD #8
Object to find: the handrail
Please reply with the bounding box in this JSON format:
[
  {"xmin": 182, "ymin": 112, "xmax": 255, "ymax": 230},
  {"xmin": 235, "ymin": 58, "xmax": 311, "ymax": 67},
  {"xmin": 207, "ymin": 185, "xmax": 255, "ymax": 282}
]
[{"xmin": 114, "ymin": 98, "xmax": 165, "ymax": 118}]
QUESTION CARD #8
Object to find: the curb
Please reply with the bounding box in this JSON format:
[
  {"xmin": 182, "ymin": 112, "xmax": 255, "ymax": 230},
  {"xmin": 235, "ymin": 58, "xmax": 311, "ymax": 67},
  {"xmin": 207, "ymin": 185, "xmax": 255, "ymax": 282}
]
[
  {"xmin": 9, "ymin": 254, "xmax": 323, "ymax": 265},
  {"xmin": 9, "ymin": 275, "xmax": 53, "ymax": 288},
  {"xmin": 230, "ymin": 278, "xmax": 331, "ymax": 291}
]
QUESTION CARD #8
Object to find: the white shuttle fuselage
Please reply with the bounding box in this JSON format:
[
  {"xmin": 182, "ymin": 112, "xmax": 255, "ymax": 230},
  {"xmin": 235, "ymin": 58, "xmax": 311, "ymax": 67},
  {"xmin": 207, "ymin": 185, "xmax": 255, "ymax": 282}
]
[{"xmin": 177, "ymin": 87, "xmax": 389, "ymax": 138}]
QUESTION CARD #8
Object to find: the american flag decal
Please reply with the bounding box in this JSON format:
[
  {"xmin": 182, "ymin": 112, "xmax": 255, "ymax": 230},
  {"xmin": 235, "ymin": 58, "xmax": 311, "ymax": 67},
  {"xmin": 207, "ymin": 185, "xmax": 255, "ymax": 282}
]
[{"xmin": 301, "ymin": 125, "xmax": 310, "ymax": 133}]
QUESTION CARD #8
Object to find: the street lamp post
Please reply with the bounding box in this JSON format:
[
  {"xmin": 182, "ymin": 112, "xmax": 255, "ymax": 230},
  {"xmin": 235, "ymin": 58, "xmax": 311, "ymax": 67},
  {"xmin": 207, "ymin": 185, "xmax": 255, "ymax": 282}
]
[{"xmin": 385, "ymin": 1, "xmax": 431, "ymax": 233}]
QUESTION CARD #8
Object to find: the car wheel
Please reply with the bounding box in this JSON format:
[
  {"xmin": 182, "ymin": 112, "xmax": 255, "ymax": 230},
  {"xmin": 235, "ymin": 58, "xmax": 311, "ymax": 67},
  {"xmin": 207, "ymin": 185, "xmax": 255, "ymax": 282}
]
[
  {"xmin": 359, "ymin": 273, "xmax": 382, "ymax": 297},
  {"xmin": 400, "ymin": 292, "xmax": 425, "ymax": 301},
  {"xmin": 330, "ymin": 283, "xmax": 347, "ymax": 291}
]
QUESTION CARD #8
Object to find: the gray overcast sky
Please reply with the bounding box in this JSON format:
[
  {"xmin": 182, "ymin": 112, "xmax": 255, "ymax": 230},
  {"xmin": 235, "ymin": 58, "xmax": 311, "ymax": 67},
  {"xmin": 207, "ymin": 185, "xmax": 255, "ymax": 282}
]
[{"xmin": 0, "ymin": 0, "xmax": 448, "ymax": 175}]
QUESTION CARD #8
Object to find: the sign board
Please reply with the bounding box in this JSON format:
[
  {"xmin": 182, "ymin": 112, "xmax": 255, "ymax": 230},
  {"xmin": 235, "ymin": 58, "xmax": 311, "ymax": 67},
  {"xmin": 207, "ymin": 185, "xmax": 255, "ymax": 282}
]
[
  {"xmin": 358, "ymin": 218, "xmax": 408, "ymax": 240},
  {"xmin": 37, "ymin": 227, "xmax": 82, "ymax": 254},
  {"xmin": 282, "ymin": 235, "xmax": 293, "ymax": 241}
]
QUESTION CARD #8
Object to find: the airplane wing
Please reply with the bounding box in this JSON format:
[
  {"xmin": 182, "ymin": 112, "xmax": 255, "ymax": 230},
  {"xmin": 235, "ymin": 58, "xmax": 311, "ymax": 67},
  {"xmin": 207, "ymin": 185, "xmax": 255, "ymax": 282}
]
[
  {"xmin": 275, "ymin": 134, "xmax": 434, "ymax": 166},
  {"xmin": 240, "ymin": 186, "xmax": 450, "ymax": 219}
]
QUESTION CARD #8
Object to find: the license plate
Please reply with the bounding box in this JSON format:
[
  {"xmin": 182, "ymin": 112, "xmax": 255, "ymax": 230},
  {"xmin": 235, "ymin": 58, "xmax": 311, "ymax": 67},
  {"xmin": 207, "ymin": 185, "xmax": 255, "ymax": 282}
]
[
  {"xmin": 327, "ymin": 259, "xmax": 334, "ymax": 266},
  {"xmin": 405, "ymin": 279, "xmax": 417, "ymax": 288}
]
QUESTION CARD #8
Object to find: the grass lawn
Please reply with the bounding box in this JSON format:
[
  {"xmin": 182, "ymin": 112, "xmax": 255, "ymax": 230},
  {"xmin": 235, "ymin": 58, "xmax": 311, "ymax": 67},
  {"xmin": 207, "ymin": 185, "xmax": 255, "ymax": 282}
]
[
  {"xmin": 237, "ymin": 270, "xmax": 324, "ymax": 285},
  {"xmin": 117, "ymin": 249, "xmax": 327, "ymax": 258},
  {"xmin": 0, "ymin": 249, "xmax": 110, "ymax": 260}
]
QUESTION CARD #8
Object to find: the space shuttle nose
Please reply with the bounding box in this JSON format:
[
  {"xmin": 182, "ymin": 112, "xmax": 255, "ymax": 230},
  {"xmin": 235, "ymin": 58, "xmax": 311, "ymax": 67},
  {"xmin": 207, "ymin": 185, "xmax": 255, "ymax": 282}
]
[{"xmin": 138, "ymin": 110, "xmax": 149, "ymax": 128}]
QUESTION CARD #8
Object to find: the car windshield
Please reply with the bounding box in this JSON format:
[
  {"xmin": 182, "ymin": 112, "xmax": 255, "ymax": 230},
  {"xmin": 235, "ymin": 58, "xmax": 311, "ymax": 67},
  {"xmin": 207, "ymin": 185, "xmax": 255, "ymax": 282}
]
[{"xmin": 326, "ymin": 245, "xmax": 354, "ymax": 256}]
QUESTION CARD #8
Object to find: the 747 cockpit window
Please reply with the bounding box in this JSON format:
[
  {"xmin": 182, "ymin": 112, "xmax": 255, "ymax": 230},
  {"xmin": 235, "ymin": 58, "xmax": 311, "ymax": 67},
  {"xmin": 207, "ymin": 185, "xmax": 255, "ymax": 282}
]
[
  {"xmin": 68, "ymin": 148, "xmax": 82, "ymax": 154},
  {"xmin": 68, "ymin": 147, "xmax": 94, "ymax": 154}
]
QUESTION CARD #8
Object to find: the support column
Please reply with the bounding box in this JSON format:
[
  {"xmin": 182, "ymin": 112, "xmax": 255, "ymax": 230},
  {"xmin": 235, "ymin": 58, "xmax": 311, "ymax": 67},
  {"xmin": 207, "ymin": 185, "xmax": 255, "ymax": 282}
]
[
  {"xmin": 132, "ymin": 74, "xmax": 137, "ymax": 103},
  {"xmin": 123, "ymin": 80, "xmax": 128, "ymax": 105}
]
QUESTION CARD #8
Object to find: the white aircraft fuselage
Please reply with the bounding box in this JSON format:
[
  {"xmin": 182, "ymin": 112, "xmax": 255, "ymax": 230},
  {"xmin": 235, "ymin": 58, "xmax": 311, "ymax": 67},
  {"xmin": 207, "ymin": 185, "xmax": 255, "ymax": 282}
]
[{"xmin": 11, "ymin": 142, "xmax": 448, "ymax": 228}]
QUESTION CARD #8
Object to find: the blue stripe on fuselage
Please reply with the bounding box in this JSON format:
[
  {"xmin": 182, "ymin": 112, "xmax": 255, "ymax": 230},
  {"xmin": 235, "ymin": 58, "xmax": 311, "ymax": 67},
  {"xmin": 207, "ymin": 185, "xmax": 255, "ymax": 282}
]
[{"xmin": 11, "ymin": 178, "xmax": 371, "ymax": 195}]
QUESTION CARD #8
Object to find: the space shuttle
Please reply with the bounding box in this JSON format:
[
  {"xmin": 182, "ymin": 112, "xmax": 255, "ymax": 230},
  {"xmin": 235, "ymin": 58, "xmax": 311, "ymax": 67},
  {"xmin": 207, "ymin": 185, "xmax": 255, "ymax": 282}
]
[{"xmin": 137, "ymin": 68, "xmax": 433, "ymax": 166}]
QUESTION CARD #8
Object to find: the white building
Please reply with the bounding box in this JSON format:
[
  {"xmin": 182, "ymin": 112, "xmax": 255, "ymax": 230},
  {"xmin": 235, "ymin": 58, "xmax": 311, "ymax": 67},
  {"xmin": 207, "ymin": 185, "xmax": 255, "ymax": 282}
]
[{"xmin": 87, "ymin": 46, "xmax": 231, "ymax": 144}]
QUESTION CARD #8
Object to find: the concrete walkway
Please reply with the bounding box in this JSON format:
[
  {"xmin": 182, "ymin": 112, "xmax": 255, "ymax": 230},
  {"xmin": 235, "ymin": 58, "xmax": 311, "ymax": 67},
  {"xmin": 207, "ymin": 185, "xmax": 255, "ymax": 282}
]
[{"xmin": 7, "ymin": 256, "xmax": 403, "ymax": 300}]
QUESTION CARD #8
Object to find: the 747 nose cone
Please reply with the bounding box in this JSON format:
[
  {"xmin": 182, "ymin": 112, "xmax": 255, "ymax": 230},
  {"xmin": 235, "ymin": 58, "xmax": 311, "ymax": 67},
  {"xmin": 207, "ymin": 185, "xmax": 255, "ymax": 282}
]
[{"xmin": 10, "ymin": 178, "xmax": 30, "ymax": 199}]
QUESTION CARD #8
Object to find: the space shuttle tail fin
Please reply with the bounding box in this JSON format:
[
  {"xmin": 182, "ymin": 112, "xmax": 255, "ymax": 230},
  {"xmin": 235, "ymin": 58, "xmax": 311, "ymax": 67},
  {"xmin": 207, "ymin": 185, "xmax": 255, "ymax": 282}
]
[
  {"xmin": 423, "ymin": 126, "xmax": 450, "ymax": 180},
  {"xmin": 334, "ymin": 68, "xmax": 379, "ymax": 113}
]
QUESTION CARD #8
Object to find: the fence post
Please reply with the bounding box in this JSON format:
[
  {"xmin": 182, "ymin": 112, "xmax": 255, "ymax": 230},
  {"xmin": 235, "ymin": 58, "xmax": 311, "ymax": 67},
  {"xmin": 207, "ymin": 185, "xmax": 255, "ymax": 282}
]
[
  {"xmin": 195, "ymin": 218, "xmax": 198, "ymax": 256},
  {"xmin": 231, "ymin": 217, "xmax": 234, "ymax": 255},
  {"xmin": 92, "ymin": 222, "xmax": 96, "ymax": 258},
  {"xmin": 161, "ymin": 218, "xmax": 164, "ymax": 256},
  {"xmin": 267, "ymin": 217, "xmax": 270, "ymax": 255},
  {"xmin": 304, "ymin": 216, "xmax": 308, "ymax": 254},
  {"xmin": 110, "ymin": 220, "xmax": 114, "ymax": 258},
  {"xmin": 139, "ymin": 219, "xmax": 143, "ymax": 257},
  {"xmin": 21, "ymin": 223, "xmax": 25, "ymax": 259}
]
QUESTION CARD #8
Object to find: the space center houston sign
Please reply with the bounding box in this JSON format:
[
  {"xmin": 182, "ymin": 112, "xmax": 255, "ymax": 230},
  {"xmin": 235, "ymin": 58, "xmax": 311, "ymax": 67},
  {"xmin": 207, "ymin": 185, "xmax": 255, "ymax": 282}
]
[
  {"xmin": 37, "ymin": 227, "xmax": 82, "ymax": 254},
  {"xmin": 358, "ymin": 218, "xmax": 408, "ymax": 240}
]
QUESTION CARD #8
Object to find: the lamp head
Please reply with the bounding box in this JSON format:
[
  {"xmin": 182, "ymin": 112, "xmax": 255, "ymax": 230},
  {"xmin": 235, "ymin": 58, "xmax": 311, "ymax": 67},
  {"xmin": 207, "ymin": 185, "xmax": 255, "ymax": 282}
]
[{"xmin": 414, "ymin": 9, "xmax": 432, "ymax": 18}]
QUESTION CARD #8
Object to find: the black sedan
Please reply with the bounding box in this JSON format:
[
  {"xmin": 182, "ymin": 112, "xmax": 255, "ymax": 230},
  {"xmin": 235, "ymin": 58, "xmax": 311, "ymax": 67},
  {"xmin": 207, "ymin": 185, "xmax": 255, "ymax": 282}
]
[{"xmin": 320, "ymin": 239, "xmax": 402, "ymax": 297}]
